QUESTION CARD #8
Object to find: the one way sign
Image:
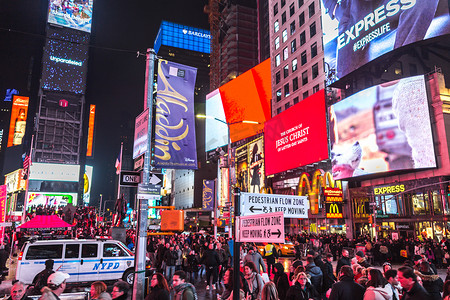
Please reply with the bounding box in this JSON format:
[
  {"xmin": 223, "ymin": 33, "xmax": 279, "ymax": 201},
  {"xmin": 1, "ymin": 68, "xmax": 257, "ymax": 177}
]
[{"xmin": 120, "ymin": 171, "xmax": 141, "ymax": 187}]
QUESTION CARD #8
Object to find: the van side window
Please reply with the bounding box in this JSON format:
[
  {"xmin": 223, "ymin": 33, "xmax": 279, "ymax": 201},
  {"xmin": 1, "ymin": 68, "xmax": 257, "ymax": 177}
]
[
  {"xmin": 65, "ymin": 244, "xmax": 79, "ymax": 259},
  {"xmin": 81, "ymin": 244, "xmax": 98, "ymax": 258},
  {"xmin": 103, "ymin": 243, "xmax": 127, "ymax": 257},
  {"xmin": 26, "ymin": 245, "xmax": 63, "ymax": 260}
]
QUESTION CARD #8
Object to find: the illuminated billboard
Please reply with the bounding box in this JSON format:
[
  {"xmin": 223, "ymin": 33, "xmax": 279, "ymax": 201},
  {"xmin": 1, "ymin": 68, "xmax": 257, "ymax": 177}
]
[
  {"xmin": 48, "ymin": 0, "xmax": 93, "ymax": 33},
  {"xmin": 27, "ymin": 192, "xmax": 77, "ymax": 208},
  {"xmin": 133, "ymin": 108, "xmax": 149, "ymax": 159},
  {"xmin": 265, "ymin": 90, "xmax": 328, "ymax": 175},
  {"xmin": 321, "ymin": 0, "xmax": 450, "ymax": 80},
  {"xmin": 29, "ymin": 163, "xmax": 80, "ymax": 181},
  {"xmin": 330, "ymin": 75, "xmax": 436, "ymax": 179},
  {"xmin": 83, "ymin": 165, "xmax": 93, "ymax": 205},
  {"xmin": 205, "ymin": 89, "xmax": 228, "ymax": 152},
  {"xmin": 87, "ymin": 105, "xmax": 95, "ymax": 157},
  {"xmin": 234, "ymin": 137, "xmax": 264, "ymax": 193},
  {"xmin": 7, "ymin": 96, "xmax": 29, "ymax": 147},
  {"xmin": 41, "ymin": 27, "xmax": 89, "ymax": 94}
]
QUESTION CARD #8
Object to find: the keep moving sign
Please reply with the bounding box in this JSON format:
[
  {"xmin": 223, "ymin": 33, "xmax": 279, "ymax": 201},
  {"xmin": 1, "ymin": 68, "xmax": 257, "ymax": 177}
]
[
  {"xmin": 237, "ymin": 211, "xmax": 285, "ymax": 243},
  {"xmin": 241, "ymin": 192, "xmax": 309, "ymax": 218}
]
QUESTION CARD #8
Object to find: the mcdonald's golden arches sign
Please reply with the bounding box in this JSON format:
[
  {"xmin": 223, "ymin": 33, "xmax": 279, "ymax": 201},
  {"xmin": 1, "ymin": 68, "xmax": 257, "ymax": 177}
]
[{"xmin": 326, "ymin": 203, "xmax": 343, "ymax": 218}]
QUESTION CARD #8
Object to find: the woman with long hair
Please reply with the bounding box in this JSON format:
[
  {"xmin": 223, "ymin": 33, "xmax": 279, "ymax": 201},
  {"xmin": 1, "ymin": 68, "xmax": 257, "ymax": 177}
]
[
  {"xmin": 262, "ymin": 281, "xmax": 280, "ymax": 300},
  {"xmin": 219, "ymin": 268, "xmax": 246, "ymax": 300},
  {"xmin": 363, "ymin": 269, "xmax": 392, "ymax": 300},
  {"xmin": 90, "ymin": 281, "xmax": 111, "ymax": 300},
  {"xmin": 145, "ymin": 272, "xmax": 169, "ymax": 300},
  {"xmin": 244, "ymin": 261, "xmax": 264, "ymax": 300}
]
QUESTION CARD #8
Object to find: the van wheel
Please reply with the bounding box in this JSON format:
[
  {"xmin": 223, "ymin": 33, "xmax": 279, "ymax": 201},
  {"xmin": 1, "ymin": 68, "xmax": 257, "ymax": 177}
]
[{"xmin": 123, "ymin": 269, "xmax": 134, "ymax": 285}]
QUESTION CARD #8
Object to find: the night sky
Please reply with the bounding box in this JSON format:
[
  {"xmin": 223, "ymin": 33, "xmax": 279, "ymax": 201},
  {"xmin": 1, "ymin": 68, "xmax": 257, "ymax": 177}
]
[{"xmin": 0, "ymin": 0, "xmax": 210, "ymax": 205}]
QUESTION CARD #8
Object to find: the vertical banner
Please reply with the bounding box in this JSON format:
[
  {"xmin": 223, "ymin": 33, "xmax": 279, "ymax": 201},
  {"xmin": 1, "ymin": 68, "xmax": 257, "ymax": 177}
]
[
  {"xmin": 8, "ymin": 96, "xmax": 29, "ymax": 147},
  {"xmin": 0, "ymin": 185, "xmax": 7, "ymax": 244},
  {"xmin": 155, "ymin": 60, "xmax": 198, "ymax": 169},
  {"xmin": 202, "ymin": 180, "xmax": 215, "ymax": 210},
  {"xmin": 248, "ymin": 138, "xmax": 264, "ymax": 193},
  {"xmin": 86, "ymin": 105, "xmax": 95, "ymax": 157},
  {"xmin": 133, "ymin": 108, "xmax": 149, "ymax": 159}
]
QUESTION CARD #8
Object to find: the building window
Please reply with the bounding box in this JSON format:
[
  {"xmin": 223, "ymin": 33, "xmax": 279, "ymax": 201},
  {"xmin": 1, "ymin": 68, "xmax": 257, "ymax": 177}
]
[
  {"xmin": 285, "ymin": 102, "xmax": 291, "ymax": 110},
  {"xmin": 302, "ymin": 70, "xmax": 308, "ymax": 85},
  {"xmin": 277, "ymin": 107, "xmax": 282, "ymax": 115},
  {"xmin": 313, "ymin": 84, "xmax": 320, "ymax": 93},
  {"xmin": 281, "ymin": 0, "xmax": 286, "ymax": 7},
  {"xmin": 274, "ymin": 3, "xmax": 278, "ymax": 16},
  {"xmin": 275, "ymin": 54, "xmax": 281, "ymax": 66},
  {"xmin": 275, "ymin": 36, "xmax": 280, "ymax": 50},
  {"xmin": 310, "ymin": 22, "xmax": 316, "ymax": 38},
  {"xmin": 290, "ymin": 20, "xmax": 296, "ymax": 35},
  {"xmin": 284, "ymin": 83, "xmax": 290, "ymax": 97},
  {"xmin": 311, "ymin": 42, "xmax": 317, "ymax": 58},
  {"xmin": 312, "ymin": 63, "xmax": 319, "ymax": 79},
  {"xmin": 283, "ymin": 47, "xmax": 289, "ymax": 60},
  {"xmin": 303, "ymin": 91, "xmax": 309, "ymax": 99},
  {"xmin": 293, "ymin": 77, "xmax": 299, "ymax": 91},
  {"xmin": 282, "ymin": 29, "xmax": 288, "ymax": 42},
  {"xmin": 293, "ymin": 97, "xmax": 299, "ymax": 104},
  {"xmin": 275, "ymin": 71, "xmax": 281, "ymax": 84},
  {"xmin": 301, "ymin": 50, "xmax": 307, "ymax": 65},
  {"xmin": 276, "ymin": 89, "xmax": 282, "ymax": 102},
  {"xmin": 274, "ymin": 20, "xmax": 279, "ymax": 33},
  {"xmin": 299, "ymin": 12, "xmax": 305, "ymax": 27},
  {"xmin": 300, "ymin": 31, "xmax": 306, "ymax": 45},
  {"xmin": 291, "ymin": 39, "xmax": 297, "ymax": 53},
  {"xmin": 298, "ymin": 0, "xmax": 304, "ymax": 8},
  {"xmin": 292, "ymin": 58, "xmax": 298, "ymax": 72},
  {"xmin": 282, "ymin": 11, "xmax": 286, "ymax": 24},
  {"xmin": 289, "ymin": 3, "xmax": 295, "ymax": 16},
  {"xmin": 283, "ymin": 65, "xmax": 289, "ymax": 78},
  {"xmin": 308, "ymin": 2, "xmax": 315, "ymax": 17}
]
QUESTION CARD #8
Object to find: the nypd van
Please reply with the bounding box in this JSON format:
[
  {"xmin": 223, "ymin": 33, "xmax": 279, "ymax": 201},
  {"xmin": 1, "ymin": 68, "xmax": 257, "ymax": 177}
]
[{"xmin": 16, "ymin": 239, "xmax": 138, "ymax": 285}]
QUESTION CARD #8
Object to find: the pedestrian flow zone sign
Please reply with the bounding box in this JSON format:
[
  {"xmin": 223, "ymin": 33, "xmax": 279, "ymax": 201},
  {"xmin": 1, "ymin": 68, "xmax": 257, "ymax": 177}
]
[
  {"xmin": 240, "ymin": 192, "xmax": 309, "ymax": 218},
  {"xmin": 237, "ymin": 211, "xmax": 285, "ymax": 243}
]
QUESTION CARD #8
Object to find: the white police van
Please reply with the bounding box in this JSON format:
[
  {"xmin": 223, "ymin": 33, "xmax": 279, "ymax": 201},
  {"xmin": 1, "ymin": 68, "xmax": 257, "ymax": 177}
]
[{"xmin": 16, "ymin": 239, "xmax": 137, "ymax": 285}]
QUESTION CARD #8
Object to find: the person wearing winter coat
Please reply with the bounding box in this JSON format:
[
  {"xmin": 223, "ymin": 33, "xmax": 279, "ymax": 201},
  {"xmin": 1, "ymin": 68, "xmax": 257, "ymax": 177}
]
[
  {"xmin": 244, "ymin": 246, "xmax": 267, "ymax": 274},
  {"xmin": 145, "ymin": 272, "xmax": 169, "ymax": 300},
  {"xmin": 163, "ymin": 245, "xmax": 178, "ymax": 282},
  {"xmin": 244, "ymin": 261, "xmax": 264, "ymax": 300},
  {"xmin": 363, "ymin": 269, "xmax": 393, "ymax": 300},
  {"xmin": 273, "ymin": 262, "xmax": 290, "ymax": 300},
  {"xmin": 305, "ymin": 256, "xmax": 323, "ymax": 293},
  {"xmin": 323, "ymin": 254, "xmax": 337, "ymax": 292},
  {"xmin": 336, "ymin": 249, "xmax": 351, "ymax": 275},
  {"xmin": 285, "ymin": 271, "xmax": 320, "ymax": 300},
  {"xmin": 416, "ymin": 261, "xmax": 443, "ymax": 300},
  {"xmin": 201, "ymin": 243, "xmax": 221, "ymax": 290},
  {"xmin": 355, "ymin": 251, "xmax": 371, "ymax": 268},
  {"xmin": 398, "ymin": 266, "xmax": 431, "ymax": 300},
  {"xmin": 328, "ymin": 265, "xmax": 365, "ymax": 300}
]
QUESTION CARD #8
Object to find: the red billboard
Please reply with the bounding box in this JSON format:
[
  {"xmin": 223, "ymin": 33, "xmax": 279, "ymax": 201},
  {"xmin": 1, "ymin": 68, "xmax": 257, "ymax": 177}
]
[
  {"xmin": 8, "ymin": 96, "xmax": 29, "ymax": 147},
  {"xmin": 86, "ymin": 105, "xmax": 95, "ymax": 157},
  {"xmin": 264, "ymin": 89, "xmax": 328, "ymax": 176}
]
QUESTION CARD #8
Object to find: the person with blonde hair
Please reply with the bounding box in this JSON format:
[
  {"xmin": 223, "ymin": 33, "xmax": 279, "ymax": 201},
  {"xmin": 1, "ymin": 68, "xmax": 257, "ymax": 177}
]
[
  {"xmin": 285, "ymin": 272, "xmax": 320, "ymax": 300},
  {"xmin": 262, "ymin": 281, "xmax": 279, "ymax": 300}
]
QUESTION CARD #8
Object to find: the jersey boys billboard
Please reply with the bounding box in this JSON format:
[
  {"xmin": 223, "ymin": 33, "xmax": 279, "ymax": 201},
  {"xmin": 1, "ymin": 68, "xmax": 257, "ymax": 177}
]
[
  {"xmin": 264, "ymin": 90, "xmax": 328, "ymax": 176},
  {"xmin": 329, "ymin": 75, "xmax": 436, "ymax": 180},
  {"xmin": 321, "ymin": 0, "xmax": 450, "ymax": 80}
]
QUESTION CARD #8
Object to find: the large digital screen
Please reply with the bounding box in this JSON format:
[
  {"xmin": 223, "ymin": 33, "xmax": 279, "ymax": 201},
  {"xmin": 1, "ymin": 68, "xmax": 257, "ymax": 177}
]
[
  {"xmin": 330, "ymin": 75, "xmax": 436, "ymax": 179},
  {"xmin": 41, "ymin": 28, "xmax": 89, "ymax": 94},
  {"xmin": 7, "ymin": 96, "xmax": 29, "ymax": 147},
  {"xmin": 205, "ymin": 89, "xmax": 228, "ymax": 152},
  {"xmin": 48, "ymin": 0, "xmax": 93, "ymax": 33},
  {"xmin": 27, "ymin": 193, "xmax": 77, "ymax": 208},
  {"xmin": 29, "ymin": 163, "xmax": 80, "ymax": 182},
  {"xmin": 265, "ymin": 90, "xmax": 328, "ymax": 176},
  {"xmin": 321, "ymin": 0, "xmax": 450, "ymax": 80}
]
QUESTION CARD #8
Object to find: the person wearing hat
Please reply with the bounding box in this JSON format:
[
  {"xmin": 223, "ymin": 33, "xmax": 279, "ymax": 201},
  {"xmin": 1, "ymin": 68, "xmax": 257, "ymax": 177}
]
[
  {"xmin": 355, "ymin": 251, "xmax": 371, "ymax": 268},
  {"xmin": 39, "ymin": 271, "xmax": 70, "ymax": 300}
]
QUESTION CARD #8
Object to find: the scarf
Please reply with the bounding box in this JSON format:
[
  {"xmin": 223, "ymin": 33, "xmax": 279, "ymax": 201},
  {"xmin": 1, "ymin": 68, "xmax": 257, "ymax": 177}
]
[{"xmin": 174, "ymin": 282, "xmax": 198, "ymax": 300}]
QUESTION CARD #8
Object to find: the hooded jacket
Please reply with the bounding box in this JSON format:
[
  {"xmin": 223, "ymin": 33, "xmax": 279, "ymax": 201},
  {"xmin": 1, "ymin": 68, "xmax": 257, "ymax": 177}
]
[
  {"xmin": 273, "ymin": 262, "xmax": 290, "ymax": 300},
  {"xmin": 306, "ymin": 262, "xmax": 323, "ymax": 293},
  {"xmin": 415, "ymin": 270, "xmax": 443, "ymax": 300},
  {"xmin": 363, "ymin": 285, "xmax": 393, "ymax": 300},
  {"xmin": 243, "ymin": 250, "xmax": 267, "ymax": 273}
]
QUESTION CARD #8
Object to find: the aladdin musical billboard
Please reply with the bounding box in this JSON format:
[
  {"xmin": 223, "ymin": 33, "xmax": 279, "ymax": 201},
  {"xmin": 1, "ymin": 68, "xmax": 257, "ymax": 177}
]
[
  {"xmin": 265, "ymin": 90, "xmax": 328, "ymax": 176},
  {"xmin": 321, "ymin": 0, "xmax": 450, "ymax": 80},
  {"xmin": 48, "ymin": 0, "xmax": 94, "ymax": 33},
  {"xmin": 7, "ymin": 96, "xmax": 29, "ymax": 147},
  {"xmin": 330, "ymin": 75, "xmax": 436, "ymax": 179}
]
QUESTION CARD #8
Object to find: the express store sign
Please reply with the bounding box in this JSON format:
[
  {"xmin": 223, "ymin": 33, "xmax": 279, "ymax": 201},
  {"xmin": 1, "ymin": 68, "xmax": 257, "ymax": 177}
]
[{"xmin": 264, "ymin": 90, "xmax": 329, "ymax": 175}]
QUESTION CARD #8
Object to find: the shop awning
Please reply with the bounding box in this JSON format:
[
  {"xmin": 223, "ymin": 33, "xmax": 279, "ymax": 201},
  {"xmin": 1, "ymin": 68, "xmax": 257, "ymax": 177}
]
[{"xmin": 18, "ymin": 215, "xmax": 74, "ymax": 229}]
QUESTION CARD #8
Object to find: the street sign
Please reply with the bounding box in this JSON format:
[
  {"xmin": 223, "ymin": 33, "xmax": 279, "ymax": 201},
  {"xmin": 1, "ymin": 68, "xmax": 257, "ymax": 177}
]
[
  {"xmin": 134, "ymin": 154, "xmax": 145, "ymax": 172},
  {"xmin": 137, "ymin": 193, "xmax": 160, "ymax": 200},
  {"xmin": 137, "ymin": 172, "xmax": 164, "ymax": 196},
  {"xmin": 0, "ymin": 222, "xmax": 12, "ymax": 227},
  {"xmin": 237, "ymin": 211, "xmax": 285, "ymax": 243},
  {"xmin": 240, "ymin": 192, "xmax": 309, "ymax": 218},
  {"xmin": 120, "ymin": 171, "xmax": 141, "ymax": 187}
]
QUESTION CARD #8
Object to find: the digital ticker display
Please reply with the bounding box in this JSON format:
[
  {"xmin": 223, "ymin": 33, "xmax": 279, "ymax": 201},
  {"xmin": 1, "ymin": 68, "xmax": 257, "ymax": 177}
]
[{"xmin": 41, "ymin": 27, "xmax": 89, "ymax": 94}]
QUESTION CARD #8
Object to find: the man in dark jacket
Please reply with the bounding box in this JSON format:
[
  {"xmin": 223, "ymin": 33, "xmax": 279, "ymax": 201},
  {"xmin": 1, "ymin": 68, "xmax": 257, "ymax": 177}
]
[
  {"xmin": 322, "ymin": 254, "xmax": 337, "ymax": 293},
  {"xmin": 355, "ymin": 250, "xmax": 371, "ymax": 268},
  {"xmin": 163, "ymin": 245, "xmax": 178, "ymax": 283},
  {"xmin": 305, "ymin": 256, "xmax": 323, "ymax": 293},
  {"xmin": 416, "ymin": 262, "xmax": 443, "ymax": 300},
  {"xmin": 273, "ymin": 262, "xmax": 289, "ymax": 300},
  {"xmin": 32, "ymin": 259, "xmax": 54, "ymax": 294},
  {"xmin": 398, "ymin": 266, "xmax": 431, "ymax": 300},
  {"xmin": 335, "ymin": 249, "xmax": 351, "ymax": 275},
  {"xmin": 201, "ymin": 243, "xmax": 220, "ymax": 290},
  {"xmin": 328, "ymin": 265, "xmax": 365, "ymax": 300}
]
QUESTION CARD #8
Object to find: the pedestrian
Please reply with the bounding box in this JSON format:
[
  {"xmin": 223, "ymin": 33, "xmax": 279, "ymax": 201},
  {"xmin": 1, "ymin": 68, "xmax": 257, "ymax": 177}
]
[
  {"xmin": 175, "ymin": 244, "xmax": 183, "ymax": 271},
  {"xmin": 398, "ymin": 266, "xmax": 430, "ymax": 300},
  {"xmin": 263, "ymin": 243, "xmax": 278, "ymax": 277},
  {"xmin": 163, "ymin": 245, "xmax": 178, "ymax": 283},
  {"xmin": 217, "ymin": 242, "xmax": 228, "ymax": 282},
  {"xmin": 323, "ymin": 253, "xmax": 337, "ymax": 294},
  {"xmin": 363, "ymin": 269, "xmax": 392, "ymax": 300},
  {"xmin": 6, "ymin": 281, "xmax": 33, "ymax": 300},
  {"xmin": 172, "ymin": 270, "xmax": 198, "ymax": 300},
  {"xmin": 244, "ymin": 261, "xmax": 264, "ymax": 300},
  {"xmin": 261, "ymin": 281, "xmax": 280, "ymax": 300},
  {"xmin": 39, "ymin": 271, "xmax": 70, "ymax": 300},
  {"xmin": 220, "ymin": 268, "xmax": 246, "ymax": 300},
  {"xmin": 201, "ymin": 242, "xmax": 220, "ymax": 290},
  {"xmin": 32, "ymin": 259, "xmax": 55, "ymax": 295},
  {"xmin": 328, "ymin": 265, "xmax": 365, "ymax": 300},
  {"xmin": 443, "ymin": 280, "xmax": 450, "ymax": 300},
  {"xmin": 384, "ymin": 269, "xmax": 401, "ymax": 300},
  {"xmin": 244, "ymin": 246, "xmax": 267, "ymax": 274},
  {"xmin": 416, "ymin": 261, "xmax": 443, "ymax": 300},
  {"xmin": 355, "ymin": 251, "xmax": 371, "ymax": 268},
  {"xmin": 336, "ymin": 249, "xmax": 351, "ymax": 275},
  {"xmin": 382, "ymin": 263, "xmax": 392, "ymax": 275},
  {"xmin": 273, "ymin": 262, "xmax": 289, "ymax": 300},
  {"xmin": 305, "ymin": 256, "xmax": 323, "ymax": 294},
  {"xmin": 285, "ymin": 271, "xmax": 320, "ymax": 300},
  {"xmin": 111, "ymin": 280, "xmax": 130, "ymax": 300},
  {"xmin": 90, "ymin": 281, "xmax": 112, "ymax": 300},
  {"xmin": 145, "ymin": 272, "xmax": 169, "ymax": 300}
]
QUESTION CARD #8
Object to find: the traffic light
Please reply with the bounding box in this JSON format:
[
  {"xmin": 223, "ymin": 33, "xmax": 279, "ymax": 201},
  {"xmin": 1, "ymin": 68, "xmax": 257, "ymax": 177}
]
[
  {"xmin": 368, "ymin": 215, "xmax": 373, "ymax": 224},
  {"xmin": 447, "ymin": 185, "xmax": 450, "ymax": 196}
]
